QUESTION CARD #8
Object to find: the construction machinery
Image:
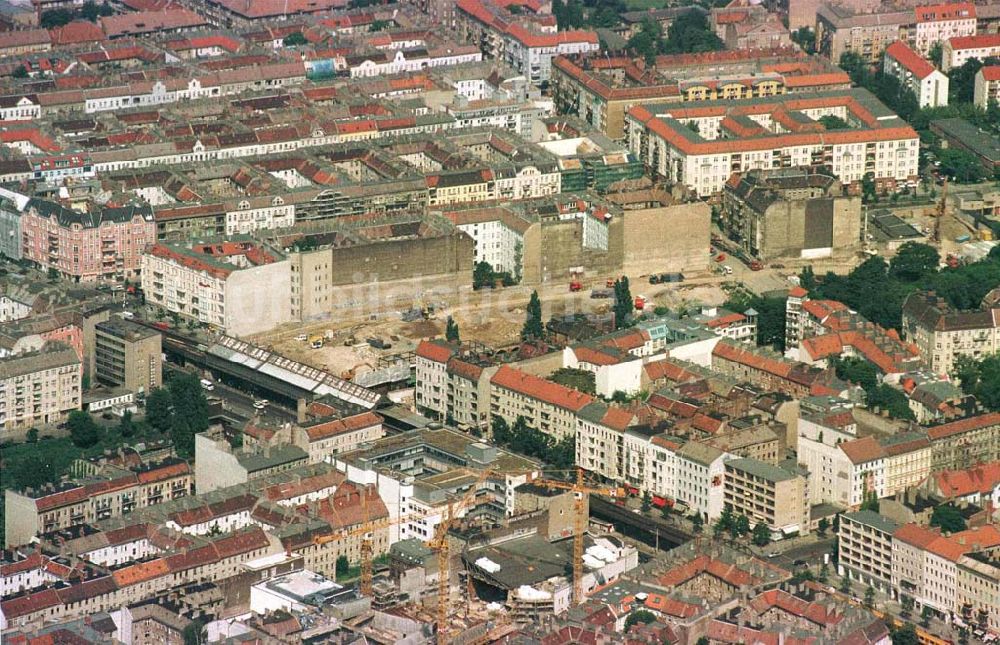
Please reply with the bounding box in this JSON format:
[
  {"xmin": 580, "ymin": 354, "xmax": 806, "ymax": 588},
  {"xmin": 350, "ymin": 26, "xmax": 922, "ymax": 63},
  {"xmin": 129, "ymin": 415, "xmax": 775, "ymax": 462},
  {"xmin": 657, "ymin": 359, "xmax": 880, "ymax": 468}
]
[{"xmin": 531, "ymin": 468, "xmax": 625, "ymax": 606}]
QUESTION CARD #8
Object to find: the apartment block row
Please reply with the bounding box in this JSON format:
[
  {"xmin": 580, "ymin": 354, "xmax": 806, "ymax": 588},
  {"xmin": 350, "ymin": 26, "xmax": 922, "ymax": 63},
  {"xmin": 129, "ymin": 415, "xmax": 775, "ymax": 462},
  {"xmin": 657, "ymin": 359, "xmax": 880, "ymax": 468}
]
[
  {"xmin": 839, "ymin": 513, "xmax": 1000, "ymax": 632},
  {"xmin": 626, "ymin": 90, "xmax": 920, "ymax": 197},
  {"xmin": 798, "ymin": 409, "xmax": 1000, "ymax": 510}
]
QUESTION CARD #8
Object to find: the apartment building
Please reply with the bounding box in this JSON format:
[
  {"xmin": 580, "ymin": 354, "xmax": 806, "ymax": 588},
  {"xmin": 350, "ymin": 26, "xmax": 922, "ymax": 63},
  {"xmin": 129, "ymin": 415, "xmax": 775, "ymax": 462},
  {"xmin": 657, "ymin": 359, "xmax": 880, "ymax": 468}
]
[
  {"xmin": 0, "ymin": 342, "xmax": 81, "ymax": 435},
  {"xmin": 575, "ymin": 401, "xmax": 639, "ymax": 483},
  {"xmin": 722, "ymin": 168, "xmax": 861, "ymax": 261},
  {"xmin": 881, "ymin": 432, "xmax": 932, "ymax": 498},
  {"xmin": 943, "ymin": 33, "xmax": 1000, "ymax": 71},
  {"xmin": 3, "ymin": 459, "xmax": 191, "ymax": 547},
  {"xmin": 141, "ymin": 237, "xmax": 292, "ymax": 336},
  {"xmin": 974, "ymin": 66, "xmax": 1000, "ymax": 109},
  {"xmin": 914, "ymin": 3, "xmax": 976, "ymax": 56},
  {"xmin": 927, "ymin": 413, "xmax": 1000, "ymax": 472},
  {"xmin": 902, "ymin": 291, "xmax": 1000, "ymax": 376},
  {"xmin": 551, "ymin": 51, "xmax": 850, "ymax": 140},
  {"xmin": 626, "ymin": 90, "xmax": 920, "ymax": 197},
  {"xmin": 414, "ymin": 340, "xmax": 457, "ymax": 419},
  {"xmin": 19, "ymin": 200, "xmax": 155, "ymax": 282},
  {"xmin": 883, "ymin": 42, "xmax": 949, "ymax": 108},
  {"xmin": 956, "ymin": 553, "xmax": 1000, "ymax": 634},
  {"xmin": 816, "ymin": 4, "xmax": 913, "ymax": 64},
  {"xmin": 455, "ymin": 0, "xmax": 599, "ymax": 83},
  {"xmin": 92, "ymin": 319, "xmax": 162, "ymax": 395},
  {"xmin": 723, "ymin": 458, "xmax": 809, "ymax": 536},
  {"xmin": 711, "ymin": 339, "xmax": 842, "ymax": 398},
  {"xmin": 892, "ymin": 523, "xmax": 1000, "ymax": 620},
  {"xmin": 292, "ymin": 411, "xmax": 385, "ymax": 464},
  {"xmin": 675, "ymin": 441, "xmax": 730, "ymax": 521},
  {"xmin": 838, "ymin": 510, "xmax": 899, "ymax": 593},
  {"xmin": 489, "ymin": 365, "xmax": 594, "ymax": 440}
]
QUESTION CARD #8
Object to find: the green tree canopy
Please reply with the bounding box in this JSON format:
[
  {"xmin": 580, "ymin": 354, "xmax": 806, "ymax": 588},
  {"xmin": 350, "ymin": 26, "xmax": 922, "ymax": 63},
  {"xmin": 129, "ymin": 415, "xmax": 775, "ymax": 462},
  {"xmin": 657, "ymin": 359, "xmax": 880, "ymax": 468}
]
[
  {"xmin": 67, "ymin": 410, "xmax": 101, "ymax": 448},
  {"xmin": 752, "ymin": 522, "xmax": 770, "ymax": 546},
  {"xmin": 145, "ymin": 388, "xmax": 173, "ymax": 433},
  {"xmin": 624, "ymin": 609, "xmax": 656, "ymax": 631},
  {"xmin": 166, "ymin": 373, "xmax": 210, "ymax": 457},
  {"xmin": 283, "ymin": 32, "xmax": 308, "ymax": 46},
  {"xmin": 663, "ymin": 10, "xmax": 722, "ymax": 54},
  {"xmin": 613, "ymin": 276, "xmax": 633, "ymax": 330},
  {"xmin": 929, "ymin": 504, "xmax": 967, "ymax": 533},
  {"xmin": 445, "ymin": 316, "xmax": 460, "ymax": 344},
  {"xmin": 522, "ymin": 291, "xmax": 544, "ymax": 340},
  {"xmin": 890, "ymin": 242, "xmax": 940, "ymax": 282}
]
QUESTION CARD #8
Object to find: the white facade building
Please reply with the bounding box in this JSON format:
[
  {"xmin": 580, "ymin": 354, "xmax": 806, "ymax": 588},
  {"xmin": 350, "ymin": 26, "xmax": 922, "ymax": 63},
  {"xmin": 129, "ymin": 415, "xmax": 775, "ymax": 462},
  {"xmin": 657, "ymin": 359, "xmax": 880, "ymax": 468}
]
[{"xmin": 884, "ymin": 41, "xmax": 949, "ymax": 108}]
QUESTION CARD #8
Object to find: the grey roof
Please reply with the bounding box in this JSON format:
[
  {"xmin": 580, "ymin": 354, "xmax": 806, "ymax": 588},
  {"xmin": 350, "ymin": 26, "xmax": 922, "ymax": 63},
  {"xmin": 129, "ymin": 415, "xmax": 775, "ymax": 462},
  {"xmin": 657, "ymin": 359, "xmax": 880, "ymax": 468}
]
[
  {"xmin": 27, "ymin": 198, "xmax": 153, "ymax": 228},
  {"xmin": 841, "ymin": 510, "xmax": 899, "ymax": 535},
  {"xmin": 931, "ymin": 118, "xmax": 1000, "ymax": 164},
  {"xmin": 725, "ymin": 457, "xmax": 797, "ymax": 482},
  {"xmin": 237, "ymin": 445, "xmax": 308, "ymax": 473},
  {"xmin": 676, "ymin": 441, "xmax": 724, "ymax": 466},
  {"xmin": 0, "ymin": 342, "xmax": 80, "ymax": 379}
]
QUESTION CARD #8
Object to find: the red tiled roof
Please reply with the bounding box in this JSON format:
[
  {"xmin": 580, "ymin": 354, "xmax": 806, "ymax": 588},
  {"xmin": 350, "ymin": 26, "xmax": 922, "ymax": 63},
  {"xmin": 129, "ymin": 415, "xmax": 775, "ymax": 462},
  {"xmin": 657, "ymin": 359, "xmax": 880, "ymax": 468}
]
[
  {"xmin": 926, "ymin": 412, "xmax": 1000, "ymax": 440},
  {"xmin": 788, "ymin": 286, "xmax": 808, "ymax": 298},
  {"xmin": 0, "ymin": 588, "xmax": 61, "ymax": 620},
  {"xmin": 303, "ymin": 411, "xmax": 382, "ymax": 441},
  {"xmin": 48, "ymin": 21, "xmax": 105, "ymax": 45},
  {"xmin": 100, "ymin": 9, "xmax": 206, "ymax": 38},
  {"xmin": 447, "ymin": 357, "xmax": 484, "ymax": 381},
  {"xmin": 657, "ymin": 554, "xmax": 758, "ymax": 588},
  {"xmin": 264, "ymin": 469, "xmax": 344, "ymax": 502},
  {"xmin": 416, "ymin": 339, "xmax": 456, "ymax": 363},
  {"xmin": 310, "ymin": 481, "xmax": 388, "ymax": 531},
  {"xmin": 750, "ymin": 589, "xmax": 843, "ymax": 627},
  {"xmin": 574, "ymin": 346, "xmax": 622, "ymax": 366},
  {"xmin": 933, "ymin": 461, "xmax": 1000, "ymax": 498},
  {"xmin": 645, "ymin": 358, "xmax": 701, "ymax": 383},
  {"xmin": 894, "ymin": 523, "xmax": 1000, "ymax": 562},
  {"xmin": 916, "ymin": 2, "xmax": 975, "ymax": 22},
  {"xmin": 886, "ymin": 42, "xmax": 936, "ymax": 80},
  {"xmin": 982, "ymin": 65, "xmax": 1000, "ymax": 82},
  {"xmin": 948, "ymin": 34, "xmax": 1000, "ymax": 50},
  {"xmin": 34, "ymin": 485, "xmax": 89, "ymax": 512},
  {"xmin": 137, "ymin": 461, "xmax": 190, "ymax": 484},
  {"xmin": 491, "ymin": 365, "xmax": 595, "ymax": 412},
  {"xmin": 839, "ymin": 435, "xmax": 884, "ymax": 464},
  {"xmin": 112, "ymin": 558, "xmax": 169, "ymax": 587}
]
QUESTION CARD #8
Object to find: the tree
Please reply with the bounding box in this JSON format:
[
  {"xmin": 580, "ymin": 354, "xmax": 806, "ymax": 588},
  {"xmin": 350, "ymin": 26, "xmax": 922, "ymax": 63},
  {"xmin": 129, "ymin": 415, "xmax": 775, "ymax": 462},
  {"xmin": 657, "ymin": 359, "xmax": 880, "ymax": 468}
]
[
  {"xmin": 791, "ymin": 26, "xmax": 816, "ymax": 53},
  {"xmin": 663, "ymin": 9, "xmax": 722, "ymax": 54},
  {"xmin": 839, "ymin": 575, "xmax": 852, "ymax": 594},
  {"xmin": 819, "ymin": 115, "xmax": 850, "ymax": 130},
  {"xmin": 949, "ymin": 58, "xmax": 985, "ymax": 104},
  {"xmin": 892, "ymin": 623, "xmax": 920, "ymax": 645},
  {"xmin": 491, "ymin": 415, "xmax": 511, "ymax": 445},
  {"xmin": 40, "ymin": 7, "xmax": 73, "ymax": 28},
  {"xmin": 691, "ymin": 513, "xmax": 703, "ymax": 534},
  {"xmin": 818, "ymin": 563, "xmax": 829, "ymax": 583},
  {"xmin": 817, "ymin": 517, "xmax": 829, "ymax": 537},
  {"xmin": 920, "ymin": 606, "xmax": 932, "ymax": 628},
  {"xmin": 863, "ymin": 585, "xmax": 876, "ymax": 608},
  {"xmin": 860, "ymin": 486, "xmax": 880, "ymax": 512},
  {"xmin": 627, "ymin": 18, "xmax": 663, "ymax": 65},
  {"xmin": 624, "ymin": 609, "xmax": 656, "ymax": 631},
  {"xmin": 613, "ymin": 276, "xmax": 633, "ymax": 329},
  {"xmin": 732, "ymin": 514, "xmax": 751, "ymax": 538},
  {"xmin": 26, "ymin": 428, "xmax": 38, "ymax": 443},
  {"xmin": 954, "ymin": 355, "xmax": 1000, "ymax": 411},
  {"xmin": 696, "ymin": 638, "xmax": 710, "ymax": 645},
  {"xmin": 282, "ymin": 31, "xmax": 308, "ymax": 46},
  {"xmin": 336, "ymin": 555, "xmax": 350, "ymax": 578},
  {"xmin": 167, "ymin": 373, "xmax": 209, "ymax": 457},
  {"xmin": 900, "ymin": 594, "xmax": 914, "ymax": 618},
  {"xmin": 928, "ymin": 42, "xmax": 943, "ymax": 67},
  {"xmin": 937, "ymin": 147, "xmax": 986, "ymax": 183},
  {"xmin": 861, "ymin": 173, "xmax": 877, "ymax": 204},
  {"xmin": 445, "ymin": 316, "xmax": 460, "ymax": 344},
  {"xmin": 67, "ymin": 410, "xmax": 101, "ymax": 448},
  {"xmin": 715, "ymin": 507, "xmax": 734, "ymax": 538},
  {"xmin": 473, "ymin": 261, "xmax": 495, "ymax": 290},
  {"xmin": 522, "ymin": 291, "xmax": 544, "ymax": 340},
  {"xmin": 890, "ymin": 242, "xmax": 940, "ymax": 282},
  {"xmin": 752, "ymin": 522, "xmax": 770, "ymax": 546},
  {"xmin": 641, "ymin": 491, "xmax": 652, "ymax": 513},
  {"xmin": 369, "ymin": 19, "xmax": 390, "ymax": 31},
  {"xmin": 145, "ymin": 388, "xmax": 172, "ymax": 432},
  {"xmin": 12, "ymin": 65, "xmax": 28, "ymax": 78},
  {"xmin": 839, "ymin": 51, "xmax": 871, "ymax": 86},
  {"xmin": 9, "ymin": 456, "xmax": 57, "ymax": 490},
  {"xmin": 118, "ymin": 409, "xmax": 135, "ymax": 438},
  {"xmin": 929, "ymin": 504, "xmax": 967, "ymax": 533},
  {"xmin": 183, "ymin": 619, "xmax": 206, "ymax": 645}
]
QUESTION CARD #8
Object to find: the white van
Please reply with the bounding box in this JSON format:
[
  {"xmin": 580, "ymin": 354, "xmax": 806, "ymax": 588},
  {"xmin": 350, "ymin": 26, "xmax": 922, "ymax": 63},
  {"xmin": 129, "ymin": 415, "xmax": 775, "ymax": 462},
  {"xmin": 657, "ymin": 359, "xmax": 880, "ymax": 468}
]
[
  {"xmin": 722, "ymin": 265, "xmax": 734, "ymax": 275},
  {"xmin": 200, "ymin": 379, "xmax": 215, "ymax": 391}
]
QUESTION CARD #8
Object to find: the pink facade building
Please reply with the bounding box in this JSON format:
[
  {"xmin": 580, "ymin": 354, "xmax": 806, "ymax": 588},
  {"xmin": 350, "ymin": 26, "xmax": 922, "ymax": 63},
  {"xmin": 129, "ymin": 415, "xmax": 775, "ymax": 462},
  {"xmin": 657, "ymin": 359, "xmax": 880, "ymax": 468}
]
[{"xmin": 20, "ymin": 200, "xmax": 155, "ymax": 282}]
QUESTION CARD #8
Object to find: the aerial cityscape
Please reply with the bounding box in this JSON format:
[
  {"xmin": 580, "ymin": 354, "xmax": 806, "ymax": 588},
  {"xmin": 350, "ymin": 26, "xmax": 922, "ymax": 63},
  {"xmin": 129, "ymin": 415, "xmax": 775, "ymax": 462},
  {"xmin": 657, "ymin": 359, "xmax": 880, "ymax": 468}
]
[{"xmin": 0, "ymin": 0, "xmax": 998, "ymax": 641}]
